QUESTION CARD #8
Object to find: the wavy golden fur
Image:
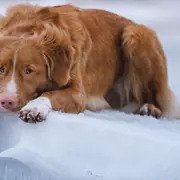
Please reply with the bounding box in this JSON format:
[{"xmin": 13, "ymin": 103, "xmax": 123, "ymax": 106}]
[{"xmin": 0, "ymin": 3, "xmax": 178, "ymax": 122}]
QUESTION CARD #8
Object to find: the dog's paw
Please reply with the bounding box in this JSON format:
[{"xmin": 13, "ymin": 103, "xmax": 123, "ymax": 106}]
[
  {"xmin": 138, "ymin": 103, "xmax": 162, "ymax": 119},
  {"xmin": 18, "ymin": 97, "xmax": 52, "ymax": 123}
]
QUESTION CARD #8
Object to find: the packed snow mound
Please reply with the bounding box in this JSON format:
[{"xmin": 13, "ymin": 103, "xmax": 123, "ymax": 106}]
[{"xmin": 1, "ymin": 111, "xmax": 180, "ymax": 180}]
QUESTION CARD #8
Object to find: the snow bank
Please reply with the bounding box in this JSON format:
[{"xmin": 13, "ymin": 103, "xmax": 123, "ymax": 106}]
[{"xmin": 1, "ymin": 111, "xmax": 180, "ymax": 180}]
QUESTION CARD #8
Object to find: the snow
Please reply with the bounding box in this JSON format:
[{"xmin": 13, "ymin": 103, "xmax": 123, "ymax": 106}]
[{"xmin": 0, "ymin": 0, "xmax": 180, "ymax": 179}]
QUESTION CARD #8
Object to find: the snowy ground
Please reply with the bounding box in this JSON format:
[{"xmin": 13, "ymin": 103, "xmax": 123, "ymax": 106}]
[{"xmin": 0, "ymin": 0, "xmax": 180, "ymax": 180}]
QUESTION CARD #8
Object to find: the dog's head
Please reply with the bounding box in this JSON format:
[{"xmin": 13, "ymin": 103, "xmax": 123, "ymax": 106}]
[{"xmin": 0, "ymin": 25, "xmax": 74, "ymax": 112}]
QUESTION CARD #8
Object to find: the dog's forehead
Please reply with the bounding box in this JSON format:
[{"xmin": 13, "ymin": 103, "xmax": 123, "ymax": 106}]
[
  {"xmin": 0, "ymin": 35, "xmax": 19, "ymax": 47},
  {"xmin": 0, "ymin": 48, "xmax": 15, "ymax": 64},
  {"xmin": 15, "ymin": 44, "xmax": 44, "ymax": 65},
  {"xmin": 0, "ymin": 36, "xmax": 19, "ymax": 60},
  {"xmin": 0, "ymin": 38, "xmax": 44, "ymax": 67}
]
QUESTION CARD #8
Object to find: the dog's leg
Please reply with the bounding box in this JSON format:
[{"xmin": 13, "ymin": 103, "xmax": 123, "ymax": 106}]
[
  {"xmin": 19, "ymin": 87, "xmax": 86, "ymax": 123},
  {"xmin": 121, "ymin": 24, "xmax": 174, "ymax": 119},
  {"xmin": 135, "ymin": 103, "xmax": 162, "ymax": 119}
]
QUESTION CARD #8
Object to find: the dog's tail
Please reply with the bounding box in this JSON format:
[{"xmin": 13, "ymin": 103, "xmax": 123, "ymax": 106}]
[{"xmin": 119, "ymin": 24, "xmax": 177, "ymax": 119}]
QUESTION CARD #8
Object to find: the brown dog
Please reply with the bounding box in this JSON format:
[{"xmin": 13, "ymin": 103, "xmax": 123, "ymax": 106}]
[{"xmin": 0, "ymin": 4, "xmax": 177, "ymax": 122}]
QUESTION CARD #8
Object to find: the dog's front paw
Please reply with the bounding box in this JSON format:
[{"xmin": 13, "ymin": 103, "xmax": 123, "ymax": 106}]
[
  {"xmin": 18, "ymin": 97, "xmax": 52, "ymax": 123},
  {"xmin": 138, "ymin": 103, "xmax": 162, "ymax": 119}
]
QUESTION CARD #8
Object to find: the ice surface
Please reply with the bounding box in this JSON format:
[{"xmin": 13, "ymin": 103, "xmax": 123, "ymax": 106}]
[{"xmin": 0, "ymin": 0, "xmax": 180, "ymax": 180}]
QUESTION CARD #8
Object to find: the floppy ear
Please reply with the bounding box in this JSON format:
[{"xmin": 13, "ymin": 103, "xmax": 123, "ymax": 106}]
[
  {"xmin": 43, "ymin": 45, "xmax": 73, "ymax": 87},
  {"xmin": 33, "ymin": 23, "xmax": 74, "ymax": 87}
]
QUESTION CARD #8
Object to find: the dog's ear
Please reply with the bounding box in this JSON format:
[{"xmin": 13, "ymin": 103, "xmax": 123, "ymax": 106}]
[
  {"xmin": 43, "ymin": 45, "xmax": 73, "ymax": 87},
  {"xmin": 36, "ymin": 23, "xmax": 74, "ymax": 87}
]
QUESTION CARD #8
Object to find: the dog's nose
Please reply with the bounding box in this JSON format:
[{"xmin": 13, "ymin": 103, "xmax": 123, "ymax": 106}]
[{"xmin": 0, "ymin": 95, "xmax": 17, "ymax": 111}]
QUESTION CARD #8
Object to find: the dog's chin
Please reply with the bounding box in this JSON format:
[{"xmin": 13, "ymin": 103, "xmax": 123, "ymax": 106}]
[{"xmin": 11, "ymin": 107, "xmax": 21, "ymax": 112}]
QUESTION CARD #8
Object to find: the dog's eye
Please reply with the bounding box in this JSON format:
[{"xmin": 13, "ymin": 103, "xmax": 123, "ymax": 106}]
[
  {"xmin": 24, "ymin": 67, "xmax": 33, "ymax": 75},
  {"xmin": 0, "ymin": 67, "xmax": 4, "ymax": 73}
]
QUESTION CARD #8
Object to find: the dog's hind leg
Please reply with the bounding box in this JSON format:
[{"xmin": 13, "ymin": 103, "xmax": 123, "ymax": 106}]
[{"xmin": 120, "ymin": 24, "xmax": 175, "ymax": 119}]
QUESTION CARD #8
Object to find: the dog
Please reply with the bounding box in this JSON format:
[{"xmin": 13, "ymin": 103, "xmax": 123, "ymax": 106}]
[{"xmin": 0, "ymin": 4, "xmax": 177, "ymax": 123}]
